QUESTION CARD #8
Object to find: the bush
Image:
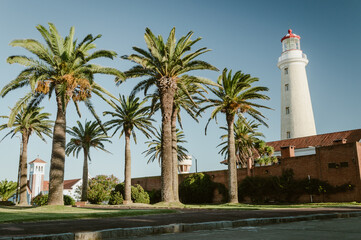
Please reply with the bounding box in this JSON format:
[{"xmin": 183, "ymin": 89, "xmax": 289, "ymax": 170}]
[
  {"xmin": 0, "ymin": 179, "xmax": 17, "ymax": 201},
  {"xmin": 238, "ymin": 169, "xmax": 355, "ymax": 204},
  {"xmin": 87, "ymin": 175, "xmax": 119, "ymax": 204},
  {"xmin": 31, "ymin": 194, "xmax": 48, "ymax": 206},
  {"xmin": 0, "ymin": 201, "xmax": 15, "ymax": 206},
  {"xmin": 63, "ymin": 195, "xmax": 75, "ymax": 205},
  {"xmin": 147, "ymin": 189, "xmax": 161, "ymax": 204},
  {"xmin": 179, "ymin": 173, "xmax": 227, "ymax": 204},
  {"xmin": 31, "ymin": 194, "xmax": 76, "ymax": 206},
  {"xmin": 109, "ymin": 191, "xmax": 123, "ymax": 205},
  {"xmin": 109, "ymin": 183, "xmax": 150, "ymax": 204}
]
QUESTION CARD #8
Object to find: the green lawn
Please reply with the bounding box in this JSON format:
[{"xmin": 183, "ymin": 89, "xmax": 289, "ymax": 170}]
[
  {"xmin": 1, "ymin": 202, "xmax": 360, "ymax": 224},
  {"xmin": 183, "ymin": 202, "xmax": 361, "ymax": 210},
  {"xmin": 0, "ymin": 205, "xmax": 175, "ymax": 223}
]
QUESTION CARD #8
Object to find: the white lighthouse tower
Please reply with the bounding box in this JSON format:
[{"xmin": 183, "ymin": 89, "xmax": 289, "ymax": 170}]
[{"xmin": 277, "ymin": 29, "xmax": 316, "ymax": 140}]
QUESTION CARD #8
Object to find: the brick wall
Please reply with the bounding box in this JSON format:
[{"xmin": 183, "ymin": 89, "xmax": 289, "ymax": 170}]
[{"xmin": 132, "ymin": 142, "xmax": 361, "ymax": 203}]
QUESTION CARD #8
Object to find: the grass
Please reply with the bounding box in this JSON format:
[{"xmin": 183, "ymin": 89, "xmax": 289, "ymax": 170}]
[
  {"xmin": 1, "ymin": 202, "xmax": 360, "ymax": 223},
  {"xmin": 183, "ymin": 202, "xmax": 361, "ymax": 210},
  {"xmin": 0, "ymin": 205, "xmax": 175, "ymax": 223}
]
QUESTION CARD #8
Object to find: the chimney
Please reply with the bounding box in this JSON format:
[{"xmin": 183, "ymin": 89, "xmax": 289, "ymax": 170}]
[
  {"xmin": 333, "ymin": 138, "xmax": 347, "ymax": 145},
  {"xmin": 281, "ymin": 145, "xmax": 295, "ymax": 158}
]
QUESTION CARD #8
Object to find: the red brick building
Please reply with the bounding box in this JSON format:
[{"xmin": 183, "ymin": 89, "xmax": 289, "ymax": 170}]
[{"xmin": 132, "ymin": 129, "xmax": 361, "ymax": 203}]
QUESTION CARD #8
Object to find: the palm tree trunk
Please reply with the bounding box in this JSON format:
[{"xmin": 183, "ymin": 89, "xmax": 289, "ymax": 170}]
[
  {"xmin": 81, "ymin": 148, "xmax": 88, "ymax": 202},
  {"xmin": 159, "ymin": 77, "xmax": 176, "ymax": 202},
  {"xmin": 18, "ymin": 132, "xmax": 29, "ymax": 206},
  {"xmin": 171, "ymin": 107, "xmax": 179, "ymax": 202},
  {"xmin": 16, "ymin": 143, "xmax": 22, "ymax": 203},
  {"xmin": 123, "ymin": 128, "xmax": 132, "ymax": 205},
  {"xmin": 48, "ymin": 94, "xmax": 66, "ymax": 205},
  {"xmin": 226, "ymin": 113, "xmax": 238, "ymax": 203}
]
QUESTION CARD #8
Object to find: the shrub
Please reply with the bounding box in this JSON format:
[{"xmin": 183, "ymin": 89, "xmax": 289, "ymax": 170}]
[
  {"xmin": 87, "ymin": 175, "xmax": 119, "ymax": 204},
  {"xmin": 109, "ymin": 191, "xmax": 123, "ymax": 205},
  {"xmin": 109, "ymin": 183, "xmax": 150, "ymax": 204},
  {"xmin": 63, "ymin": 195, "xmax": 75, "ymax": 205},
  {"xmin": 0, "ymin": 201, "xmax": 15, "ymax": 206},
  {"xmin": 0, "ymin": 179, "xmax": 17, "ymax": 201},
  {"xmin": 31, "ymin": 194, "xmax": 75, "ymax": 206},
  {"xmin": 179, "ymin": 173, "xmax": 226, "ymax": 204},
  {"xmin": 147, "ymin": 189, "xmax": 161, "ymax": 204},
  {"xmin": 238, "ymin": 168, "xmax": 355, "ymax": 204},
  {"xmin": 31, "ymin": 194, "xmax": 48, "ymax": 206}
]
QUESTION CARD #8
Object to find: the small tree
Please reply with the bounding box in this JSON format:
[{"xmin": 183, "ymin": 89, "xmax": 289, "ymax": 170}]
[{"xmin": 66, "ymin": 120, "xmax": 111, "ymax": 202}]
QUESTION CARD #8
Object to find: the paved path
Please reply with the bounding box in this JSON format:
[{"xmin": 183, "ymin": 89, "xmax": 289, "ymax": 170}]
[{"xmin": 1, "ymin": 207, "xmax": 361, "ymax": 239}]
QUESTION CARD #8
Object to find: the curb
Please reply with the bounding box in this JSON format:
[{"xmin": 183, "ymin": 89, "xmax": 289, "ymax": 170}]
[{"xmin": 2, "ymin": 211, "xmax": 361, "ymax": 240}]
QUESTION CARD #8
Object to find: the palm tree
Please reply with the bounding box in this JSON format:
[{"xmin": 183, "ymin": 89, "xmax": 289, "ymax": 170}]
[
  {"xmin": 219, "ymin": 118, "xmax": 268, "ymax": 175},
  {"xmin": 200, "ymin": 68, "xmax": 270, "ymax": 203},
  {"xmin": 122, "ymin": 27, "xmax": 217, "ymax": 202},
  {"xmin": 143, "ymin": 127, "xmax": 189, "ymax": 165},
  {"xmin": 141, "ymin": 81, "xmax": 206, "ymax": 202},
  {"xmin": 65, "ymin": 120, "xmax": 111, "ymax": 202},
  {"xmin": 1, "ymin": 23, "xmax": 125, "ymax": 205},
  {"xmin": 103, "ymin": 95, "xmax": 155, "ymax": 204},
  {"xmin": 0, "ymin": 106, "xmax": 52, "ymax": 205}
]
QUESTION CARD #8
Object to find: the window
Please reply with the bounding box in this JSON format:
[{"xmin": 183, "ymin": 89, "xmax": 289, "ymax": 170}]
[
  {"xmin": 340, "ymin": 162, "xmax": 349, "ymax": 168},
  {"xmin": 328, "ymin": 163, "xmax": 337, "ymax": 168},
  {"xmin": 286, "ymin": 131, "xmax": 291, "ymax": 139},
  {"xmin": 286, "ymin": 107, "xmax": 290, "ymax": 114},
  {"xmin": 285, "ymin": 84, "xmax": 289, "ymax": 91},
  {"xmin": 284, "ymin": 68, "xmax": 288, "ymax": 74}
]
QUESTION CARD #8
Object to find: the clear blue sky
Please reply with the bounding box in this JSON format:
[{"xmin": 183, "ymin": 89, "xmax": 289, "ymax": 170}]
[{"xmin": 1, "ymin": 0, "xmax": 361, "ymax": 182}]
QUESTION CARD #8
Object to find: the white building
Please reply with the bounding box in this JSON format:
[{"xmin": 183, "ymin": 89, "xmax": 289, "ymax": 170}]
[
  {"xmin": 178, "ymin": 155, "xmax": 192, "ymax": 174},
  {"xmin": 277, "ymin": 29, "xmax": 316, "ymax": 140},
  {"xmin": 27, "ymin": 158, "xmax": 81, "ymax": 203}
]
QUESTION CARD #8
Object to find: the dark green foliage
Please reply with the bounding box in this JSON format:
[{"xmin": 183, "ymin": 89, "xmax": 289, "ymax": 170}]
[
  {"xmin": 87, "ymin": 175, "xmax": 119, "ymax": 204},
  {"xmin": 0, "ymin": 201, "xmax": 15, "ymax": 206},
  {"xmin": 0, "ymin": 180, "xmax": 17, "ymax": 201},
  {"xmin": 238, "ymin": 169, "xmax": 355, "ymax": 204},
  {"xmin": 31, "ymin": 194, "xmax": 75, "ymax": 206},
  {"xmin": 31, "ymin": 194, "xmax": 48, "ymax": 206},
  {"xmin": 63, "ymin": 195, "xmax": 75, "ymax": 205},
  {"xmin": 147, "ymin": 189, "xmax": 161, "ymax": 204},
  {"xmin": 179, "ymin": 173, "xmax": 228, "ymax": 204},
  {"xmin": 109, "ymin": 183, "xmax": 150, "ymax": 204},
  {"xmin": 108, "ymin": 191, "xmax": 123, "ymax": 205}
]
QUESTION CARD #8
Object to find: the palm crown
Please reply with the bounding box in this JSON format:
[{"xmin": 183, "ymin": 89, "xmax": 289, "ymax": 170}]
[
  {"xmin": 0, "ymin": 106, "xmax": 52, "ymax": 141},
  {"xmin": 103, "ymin": 95, "xmax": 155, "ymax": 142},
  {"xmin": 66, "ymin": 120, "xmax": 111, "ymax": 160},
  {"xmin": 202, "ymin": 68, "xmax": 270, "ymax": 130},
  {"xmin": 1, "ymin": 23, "xmax": 124, "ymax": 123}
]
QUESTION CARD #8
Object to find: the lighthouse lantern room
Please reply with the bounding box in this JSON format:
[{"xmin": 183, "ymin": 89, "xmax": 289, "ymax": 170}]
[{"xmin": 277, "ymin": 29, "xmax": 316, "ymax": 140}]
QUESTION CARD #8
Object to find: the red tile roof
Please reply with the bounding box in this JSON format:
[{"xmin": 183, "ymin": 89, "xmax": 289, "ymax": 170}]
[
  {"xmin": 42, "ymin": 179, "xmax": 80, "ymax": 192},
  {"xmin": 64, "ymin": 179, "xmax": 81, "ymax": 190},
  {"xmin": 267, "ymin": 129, "xmax": 361, "ymax": 152},
  {"xmin": 29, "ymin": 158, "xmax": 46, "ymax": 164}
]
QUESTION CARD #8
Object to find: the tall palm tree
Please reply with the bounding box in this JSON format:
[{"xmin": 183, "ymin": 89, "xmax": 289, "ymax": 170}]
[
  {"xmin": 103, "ymin": 95, "xmax": 155, "ymax": 204},
  {"xmin": 1, "ymin": 23, "xmax": 125, "ymax": 205},
  {"xmin": 122, "ymin": 27, "xmax": 218, "ymax": 202},
  {"xmin": 200, "ymin": 68, "xmax": 270, "ymax": 203},
  {"xmin": 141, "ymin": 81, "xmax": 206, "ymax": 202},
  {"xmin": 143, "ymin": 127, "xmax": 189, "ymax": 165},
  {"xmin": 65, "ymin": 120, "xmax": 111, "ymax": 201},
  {"xmin": 0, "ymin": 106, "xmax": 52, "ymax": 205}
]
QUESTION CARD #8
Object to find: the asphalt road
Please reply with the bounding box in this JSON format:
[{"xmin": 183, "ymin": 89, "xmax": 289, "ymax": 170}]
[{"xmin": 130, "ymin": 216, "xmax": 361, "ymax": 240}]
